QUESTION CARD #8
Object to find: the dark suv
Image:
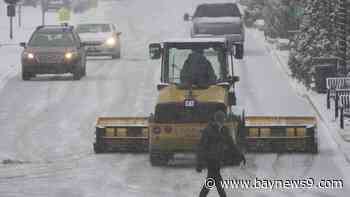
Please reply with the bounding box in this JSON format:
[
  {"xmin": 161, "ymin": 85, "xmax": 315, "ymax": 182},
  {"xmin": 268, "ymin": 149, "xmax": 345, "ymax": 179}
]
[{"xmin": 20, "ymin": 24, "xmax": 87, "ymax": 80}]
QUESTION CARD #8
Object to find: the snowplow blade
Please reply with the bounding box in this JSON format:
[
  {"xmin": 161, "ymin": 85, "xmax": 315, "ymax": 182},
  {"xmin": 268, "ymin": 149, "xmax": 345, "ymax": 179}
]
[
  {"xmin": 243, "ymin": 116, "xmax": 318, "ymax": 153},
  {"xmin": 93, "ymin": 117, "xmax": 149, "ymax": 153}
]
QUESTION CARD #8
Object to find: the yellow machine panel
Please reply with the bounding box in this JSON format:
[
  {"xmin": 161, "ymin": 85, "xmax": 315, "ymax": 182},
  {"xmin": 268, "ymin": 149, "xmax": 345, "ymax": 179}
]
[{"xmin": 158, "ymin": 84, "xmax": 226, "ymax": 104}]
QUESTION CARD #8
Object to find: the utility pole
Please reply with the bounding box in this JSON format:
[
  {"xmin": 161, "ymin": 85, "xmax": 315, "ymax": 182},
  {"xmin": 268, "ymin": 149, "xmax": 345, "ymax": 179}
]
[
  {"xmin": 41, "ymin": 0, "xmax": 46, "ymax": 25},
  {"xmin": 337, "ymin": 0, "xmax": 348, "ymax": 75},
  {"xmin": 9, "ymin": 16, "xmax": 13, "ymax": 39},
  {"xmin": 18, "ymin": 4, "xmax": 21, "ymax": 27}
]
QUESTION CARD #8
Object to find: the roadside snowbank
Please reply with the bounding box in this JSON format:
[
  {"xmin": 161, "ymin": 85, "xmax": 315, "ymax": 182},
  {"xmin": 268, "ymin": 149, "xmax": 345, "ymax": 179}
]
[{"xmin": 249, "ymin": 28, "xmax": 350, "ymax": 161}]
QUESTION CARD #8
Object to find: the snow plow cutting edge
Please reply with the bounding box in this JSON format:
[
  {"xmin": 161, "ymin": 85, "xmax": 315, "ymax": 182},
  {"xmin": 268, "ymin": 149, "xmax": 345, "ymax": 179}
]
[{"xmin": 93, "ymin": 116, "xmax": 318, "ymax": 154}]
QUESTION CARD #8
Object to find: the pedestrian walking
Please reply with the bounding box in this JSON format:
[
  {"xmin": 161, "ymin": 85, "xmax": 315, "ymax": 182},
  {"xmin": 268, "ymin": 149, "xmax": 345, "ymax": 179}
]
[{"xmin": 196, "ymin": 111, "xmax": 246, "ymax": 197}]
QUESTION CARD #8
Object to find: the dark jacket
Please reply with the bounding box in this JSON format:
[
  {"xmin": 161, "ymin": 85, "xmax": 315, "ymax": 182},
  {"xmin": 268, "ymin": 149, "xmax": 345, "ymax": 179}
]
[
  {"xmin": 196, "ymin": 121, "xmax": 244, "ymax": 169},
  {"xmin": 180, "ymin": 52, "xmax": 217, "ymax": 86}
]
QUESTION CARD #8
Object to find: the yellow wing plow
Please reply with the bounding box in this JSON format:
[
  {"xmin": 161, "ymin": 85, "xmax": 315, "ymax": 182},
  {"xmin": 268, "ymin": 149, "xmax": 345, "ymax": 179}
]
[
  {"xmin": 93, "ymin": 116, "xmax": 318, "ymax": 154},
  {"xmin": 93, "ymin": 117, "xmax": 149, "ymax": 153},
  {"xmin": 241, "ymin": 116, "xmax": 318, "ymax": 153}
]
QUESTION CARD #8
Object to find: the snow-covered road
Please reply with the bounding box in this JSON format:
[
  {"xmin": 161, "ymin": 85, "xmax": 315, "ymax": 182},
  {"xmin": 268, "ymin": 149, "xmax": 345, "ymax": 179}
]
[
  {"xmin": 236, "ymin": 30, "xmax": 313, "ymax": 116},
  {"xmin": 0, "ymin": 0, "xmax": 350, "ymax": 197}
]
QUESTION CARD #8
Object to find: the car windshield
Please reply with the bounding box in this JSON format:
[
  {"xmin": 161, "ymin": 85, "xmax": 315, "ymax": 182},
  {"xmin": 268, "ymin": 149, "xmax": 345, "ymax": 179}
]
[
  {"xmin": 76, "ymin": 24, "xmax": 111, "ymax": 33},
  {"xmin": 194, "ymin": 4, "xmax": 241, "ymax": 18},
  {"xmin": 164, "ymin": 44, "xmax": 228, "ymax": 86},
  {"xmin": 28, "ymin": 32, "xmax": 75, "ymax": 47}
]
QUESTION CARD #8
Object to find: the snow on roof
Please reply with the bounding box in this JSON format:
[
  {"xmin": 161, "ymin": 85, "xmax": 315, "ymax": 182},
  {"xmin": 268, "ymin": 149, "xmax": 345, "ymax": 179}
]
[{"xmin": 162, "ymin": 37, "xmax": 226, "ymax": 43}]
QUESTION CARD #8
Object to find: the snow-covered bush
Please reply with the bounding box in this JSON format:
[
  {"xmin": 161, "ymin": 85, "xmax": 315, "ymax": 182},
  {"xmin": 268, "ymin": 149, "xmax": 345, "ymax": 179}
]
[{"xmin": 243, "ymin": 0, "xmax": 303, "ymax": 38}]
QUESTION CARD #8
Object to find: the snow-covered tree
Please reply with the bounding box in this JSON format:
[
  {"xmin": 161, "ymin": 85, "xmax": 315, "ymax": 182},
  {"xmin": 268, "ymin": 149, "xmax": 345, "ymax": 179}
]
[
  {"xmin": 263, "ymin": 0, "xmax": 291, "ymax": 38},
  {"xmin": 243, "ymin": 0, "xmax": 304, "ymax": 38},
  {"xmin": 243, "ymin": 0, "xmax": 265, "ymax": 27},
  {"xmin": 288, "ymin": 0, "xmax": 337, "ymax": 88}
]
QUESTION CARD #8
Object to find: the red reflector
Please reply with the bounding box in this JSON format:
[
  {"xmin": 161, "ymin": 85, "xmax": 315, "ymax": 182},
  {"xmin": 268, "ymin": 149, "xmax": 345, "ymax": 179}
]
[{"xmin": 153, "ymin": 127, "xmax": 161, "ymax": 134}]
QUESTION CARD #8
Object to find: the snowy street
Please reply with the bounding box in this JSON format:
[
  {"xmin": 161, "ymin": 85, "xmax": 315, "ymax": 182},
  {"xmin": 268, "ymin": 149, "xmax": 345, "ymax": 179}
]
[{"xmin": 0, "ymin": 0, "xmax": 350, "ymax": 197}]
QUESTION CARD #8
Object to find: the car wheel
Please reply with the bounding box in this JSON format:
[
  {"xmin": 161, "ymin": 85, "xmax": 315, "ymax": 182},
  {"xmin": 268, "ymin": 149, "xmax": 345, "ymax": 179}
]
[
  {"xmin": 82, "ymin": 57, "xmax": 87, "ymax": 76},
  {"xmin": 73, "ymin": 71, "xmax": 81, "ymax": 80},
  {"xmin": 22, "ymin": 72, "xmax": 32, "ymax": 81},
  {"xmin": 111, "ymin": 48, "xmax": 121, "ymax": 59},
  {"xmin": 73, "ymin": 65, "xmax": 83, "ymax": 80},
  {"xmin": 83, "ymin": 63, "xmax": 87, "ymax": 76}
]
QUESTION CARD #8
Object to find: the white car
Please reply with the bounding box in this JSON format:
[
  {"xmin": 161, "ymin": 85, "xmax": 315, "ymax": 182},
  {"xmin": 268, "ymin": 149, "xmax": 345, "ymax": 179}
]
[{"xmin": 76, "ymin": 23, "xmax": 122, "ymax": 59}]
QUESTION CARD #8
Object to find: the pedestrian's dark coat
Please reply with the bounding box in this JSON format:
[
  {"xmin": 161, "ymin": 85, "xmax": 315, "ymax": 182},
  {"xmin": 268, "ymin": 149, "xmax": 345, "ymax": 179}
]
[
  {"xmin": 196, "ymin": 121, "xmax": 244, "ymax": 169},
  {"xmin": 197, "ymin": 121, "xmax": 245, "ymax": 197}
]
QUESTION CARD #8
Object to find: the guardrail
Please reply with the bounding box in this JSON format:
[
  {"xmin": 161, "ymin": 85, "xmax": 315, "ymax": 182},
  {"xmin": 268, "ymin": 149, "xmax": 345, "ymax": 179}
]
[
  {"xmin": 339, "ymin": 94, "xmax": 350, "ymax": 129},
  {"xmin": 326, "ymin": 77, "xmax": 350, "ymax": 109}
]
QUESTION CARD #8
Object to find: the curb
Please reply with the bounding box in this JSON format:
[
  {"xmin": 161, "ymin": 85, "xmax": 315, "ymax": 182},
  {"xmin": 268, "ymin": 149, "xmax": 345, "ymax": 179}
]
[{"xmin": 265, "ymin": 38, "xmax": 350, "ymax": 143}]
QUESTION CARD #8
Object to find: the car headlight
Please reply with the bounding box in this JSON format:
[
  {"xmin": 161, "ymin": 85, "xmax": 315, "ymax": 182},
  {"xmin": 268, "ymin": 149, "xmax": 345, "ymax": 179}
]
[
  {"xmin": 105, "ymin": 37, "xmax": 116, "ymax": 46},
  {"xmin": 27, "ymin": 53, "xmax": 34, "ymax": 59},
  {"xmin": 64, "ymin": 51, "xmax": 79, "ymax": 60},
  {"xmin": 65, "ymin": 52, "xmax": 73, "ymax": 59},
  {"xmin": 23, "ymin": 52, "xmax": 35, "ymax": 59}
]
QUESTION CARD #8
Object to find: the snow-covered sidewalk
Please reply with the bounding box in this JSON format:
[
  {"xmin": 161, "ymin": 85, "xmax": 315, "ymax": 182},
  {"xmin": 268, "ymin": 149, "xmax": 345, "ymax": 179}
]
[
  {"xmin": 249, "ymin": 28, "xmax": 350, "ymax": 159},
  {"xmin": 267, "ymin": 35, "xmax": 350, "ymax": 142}
]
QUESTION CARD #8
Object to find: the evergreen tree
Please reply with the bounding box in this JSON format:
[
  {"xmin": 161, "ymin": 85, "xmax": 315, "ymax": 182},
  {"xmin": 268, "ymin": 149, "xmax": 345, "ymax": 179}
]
[
  {"xmin": 288, "ymin": 0, "xmax": 337, "ymax": 88},
  {"xmin": 263, "ymin": 0, "xmax": 291, "ymax": 38}
]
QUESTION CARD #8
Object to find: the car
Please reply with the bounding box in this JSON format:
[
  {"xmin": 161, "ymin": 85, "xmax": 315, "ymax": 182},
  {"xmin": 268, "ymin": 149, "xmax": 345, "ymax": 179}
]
[
  {"xmin": 20, "ymin": 24, "xmax": 87, "ymax": 80},
  {"xmin": 76, "ymin": 23, "xmax": 122, "ymax": 59},
  {"xmin": 42, "ymin": 0, "xmax": 71, "ymax": 12},
  {"xmin": 184, "ymin": 3, "xmax": 245, "ymax": 58}
]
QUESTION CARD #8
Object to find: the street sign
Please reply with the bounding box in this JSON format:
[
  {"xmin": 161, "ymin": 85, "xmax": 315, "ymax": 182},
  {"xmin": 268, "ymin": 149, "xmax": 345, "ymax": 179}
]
[
  {"xmin": 7, "ymin": 4, "xmax": 15, "ymax": 17},
  {"xmin": 289, "ymin": 6, "xmax": 304, "ymax": 17},
  {"xmin": 4, "ymin": 0, "xmax": 19, "ymax": 40},
  {"xmin": 58, "ymin": 7, "xmax": 71, "ymax": 23}
]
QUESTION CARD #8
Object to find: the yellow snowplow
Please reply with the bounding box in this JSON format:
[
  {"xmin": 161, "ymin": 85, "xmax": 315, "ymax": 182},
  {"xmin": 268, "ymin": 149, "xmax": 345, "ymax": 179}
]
[
  {"xmin": 243, "ymin": 116, "xmax": 318, "ymax": 153},
  {"xmin": 93, "ymin": 38, "xmax": 318, "ymax": 165},
  {"xmin": 94, "ymin": 117, "xmax": 149, "ymax": 153}
]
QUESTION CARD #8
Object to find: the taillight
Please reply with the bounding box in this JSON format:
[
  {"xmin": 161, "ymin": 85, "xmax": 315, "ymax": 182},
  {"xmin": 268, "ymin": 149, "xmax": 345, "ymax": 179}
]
[{"xmin": 152, "ymin": 127, "xmax": 161, "ymax": 134}]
